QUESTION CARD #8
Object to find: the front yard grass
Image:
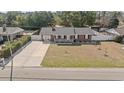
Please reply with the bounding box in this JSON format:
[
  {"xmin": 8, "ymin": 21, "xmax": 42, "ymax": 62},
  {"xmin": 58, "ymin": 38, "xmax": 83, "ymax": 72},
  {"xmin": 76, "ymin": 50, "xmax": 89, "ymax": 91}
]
[{"xmin": 41, "ymin": 42, "xmax": 124, "ymax": 67}]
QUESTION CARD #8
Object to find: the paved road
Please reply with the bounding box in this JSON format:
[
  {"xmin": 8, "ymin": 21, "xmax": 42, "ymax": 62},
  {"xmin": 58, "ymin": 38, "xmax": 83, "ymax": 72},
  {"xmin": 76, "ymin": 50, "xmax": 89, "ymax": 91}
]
[
  {"xmin": 0, "ymin": 67, "xmax": 124, "ymax": 81},
  {"xmin": 7, "ymin": 41, "xmax": 50, "ymax": 67}
]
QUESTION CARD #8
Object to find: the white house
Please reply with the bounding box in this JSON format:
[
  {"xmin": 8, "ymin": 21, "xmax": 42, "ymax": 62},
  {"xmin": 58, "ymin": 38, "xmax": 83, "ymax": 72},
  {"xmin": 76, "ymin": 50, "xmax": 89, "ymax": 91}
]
[{"xmin": 40, "ymin": 27, "xmax": 96, "ymax": 43}]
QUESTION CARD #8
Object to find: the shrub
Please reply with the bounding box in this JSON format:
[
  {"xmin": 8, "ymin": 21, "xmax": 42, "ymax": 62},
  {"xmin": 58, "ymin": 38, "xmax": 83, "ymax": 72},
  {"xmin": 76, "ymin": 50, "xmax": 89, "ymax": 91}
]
[
  {"xmin": 0, "ymin": 35, "xmax": 31, "ymax": 58},
  {"xmin": 0, "ymin": 48, "xmax": 11, "ymax": 58},
  {"xmin": 114, "ymin": 36, "xmax": 123, "ymax": 43}
]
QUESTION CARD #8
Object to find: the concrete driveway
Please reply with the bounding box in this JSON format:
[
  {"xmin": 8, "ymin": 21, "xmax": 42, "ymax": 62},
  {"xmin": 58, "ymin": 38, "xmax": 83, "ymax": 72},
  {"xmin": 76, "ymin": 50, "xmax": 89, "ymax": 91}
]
[{"xmin": 7, "ymin": 41, "xmax": 50, "ymax": 67}]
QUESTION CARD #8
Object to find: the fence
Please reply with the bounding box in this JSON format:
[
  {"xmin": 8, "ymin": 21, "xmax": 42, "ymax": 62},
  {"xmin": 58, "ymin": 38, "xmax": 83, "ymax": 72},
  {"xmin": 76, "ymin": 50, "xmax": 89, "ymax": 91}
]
[{"xmin": 92, "ymin": 35, "xmax": 115, "ymax": 41}]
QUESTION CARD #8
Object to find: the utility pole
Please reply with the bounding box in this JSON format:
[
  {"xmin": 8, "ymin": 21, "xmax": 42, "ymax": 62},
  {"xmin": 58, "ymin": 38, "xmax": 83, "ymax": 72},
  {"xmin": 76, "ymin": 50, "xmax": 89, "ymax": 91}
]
[
  {"xmin": 3, "ymin": 22, "xmax": 13, "ymax": 81},
  {"xmin": 7, "ymin": 34, "xmax": 13, "ymax": 81},
  {"xmin": 99, "ymin": 11, "xmax": 101, "ymax": 26}
]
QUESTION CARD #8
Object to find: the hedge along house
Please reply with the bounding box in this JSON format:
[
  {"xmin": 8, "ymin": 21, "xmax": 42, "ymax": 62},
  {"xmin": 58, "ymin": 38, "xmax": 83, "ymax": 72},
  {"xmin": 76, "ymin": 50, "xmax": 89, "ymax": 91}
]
[
  {"xmin": 0, "ymin": 27, "xmax": 24, "ymax": 43},
  {"xmin": 40, "ymin": 27, "xmax": 96, "ymax": 43}
]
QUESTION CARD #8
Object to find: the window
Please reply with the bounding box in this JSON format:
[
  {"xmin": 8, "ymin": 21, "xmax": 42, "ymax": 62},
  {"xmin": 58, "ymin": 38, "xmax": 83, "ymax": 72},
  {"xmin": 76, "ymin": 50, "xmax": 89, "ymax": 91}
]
[
  {"xmin": 77, "ymin": 35, "xmax": 80, "ymax": 39},
  {"xmin": 70, "ymin": 35, "xmax": 75, "ymax": 39},
  {"xmin": 54, "ymin": 36, "xmax": 56, "ymax": 39},
  {"xmin": 58, "ymin": 35, "xmax": 61, "ymax": 39},
  {"xmin": 88, "ymin": 35, "xmax": 91, "ymax": 39},
  {"xmin": 64, "ymin": 35, "xmax": 67, "ymax": 39}
]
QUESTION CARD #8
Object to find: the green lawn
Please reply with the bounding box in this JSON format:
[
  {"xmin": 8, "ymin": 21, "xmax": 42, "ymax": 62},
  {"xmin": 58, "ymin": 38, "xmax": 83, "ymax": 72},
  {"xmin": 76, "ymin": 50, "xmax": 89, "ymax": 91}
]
[{"xmin": 41, "ymin": 42, "xmax": 124, "ymax": 67}]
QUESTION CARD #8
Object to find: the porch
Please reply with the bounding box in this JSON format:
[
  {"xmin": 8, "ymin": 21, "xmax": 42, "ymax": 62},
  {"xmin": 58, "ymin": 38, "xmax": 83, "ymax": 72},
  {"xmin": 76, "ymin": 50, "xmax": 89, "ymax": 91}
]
[{"xmin": 50, "ymin": 34, "xmax": 92, "ymax": 43}]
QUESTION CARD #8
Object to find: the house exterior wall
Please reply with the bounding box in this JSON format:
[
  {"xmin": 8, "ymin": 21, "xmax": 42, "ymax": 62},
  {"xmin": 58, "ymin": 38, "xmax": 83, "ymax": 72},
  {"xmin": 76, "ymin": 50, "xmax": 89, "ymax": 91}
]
[
  {"xmin": 9, "ymin": 32, "xmax": 24, "ymax": 41},
  {"xmin": 75, "ymin": 34, "xmax": 78, "ymax": 39},
  {"xmin": 85, "ymin": 34, "xmax": 88, "ymax": 39},
  {"xmin": 10, "ymin": 34, "xmax": 15, "ymax": 40},
  {"xmin": 43, "ymin": 35, "xmax": 51, "ymax": 40},
  {"xmin": 67, "ymin": 35, "xmax": 70, "ymax": 40},
  {"xmin": 42, "ymin": 34, "xmax": 93, "ymax": 42}
]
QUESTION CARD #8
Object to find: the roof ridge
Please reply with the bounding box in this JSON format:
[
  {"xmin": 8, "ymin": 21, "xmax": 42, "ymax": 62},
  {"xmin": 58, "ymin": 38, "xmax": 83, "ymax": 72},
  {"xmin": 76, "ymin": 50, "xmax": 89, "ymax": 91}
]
[{"xmin": 74, "ymin": 27, "xmax": 76, "ymax": 34}]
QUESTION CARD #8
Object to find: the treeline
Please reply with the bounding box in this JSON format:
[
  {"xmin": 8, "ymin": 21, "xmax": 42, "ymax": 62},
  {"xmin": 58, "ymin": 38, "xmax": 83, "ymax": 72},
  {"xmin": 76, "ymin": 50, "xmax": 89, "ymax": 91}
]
[
  {"xmin": 0, "ymin": 11, "xmax": 54, "ymax": 28},
  {"xmin": 0, "ymin": 11, "xmax": 122, "ymax": 28}
]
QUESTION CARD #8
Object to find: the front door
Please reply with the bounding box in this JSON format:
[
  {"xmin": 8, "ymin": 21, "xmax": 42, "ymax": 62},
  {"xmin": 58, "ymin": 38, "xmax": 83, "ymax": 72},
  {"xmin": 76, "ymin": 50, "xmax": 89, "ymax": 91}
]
[
  {"xmin": 78, "ymin": 35, "xmax": 85, "ymax": 42},
  {"xmin": 51, "ymin": 35, "xmax": 55, "ymax": 41}
]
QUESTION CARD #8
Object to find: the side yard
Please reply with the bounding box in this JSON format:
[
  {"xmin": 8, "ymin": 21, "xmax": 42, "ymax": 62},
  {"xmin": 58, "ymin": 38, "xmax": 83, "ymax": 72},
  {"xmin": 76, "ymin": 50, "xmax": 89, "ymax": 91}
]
[{"xmin": 41, "ymin": 42, "xmax": 124, "ymax": 67}]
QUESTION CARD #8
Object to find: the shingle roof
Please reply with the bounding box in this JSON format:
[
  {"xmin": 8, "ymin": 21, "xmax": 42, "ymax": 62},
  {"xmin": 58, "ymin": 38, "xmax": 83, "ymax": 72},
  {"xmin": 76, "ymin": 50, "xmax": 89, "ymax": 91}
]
[
  {"xmin": 116, "ymin": 27, "xmax": 124, "ymax": 36},
  {"xmin": 40, "ymin": 27, "xmax": 53, "ymax": 35},
  {"xmin": 75, "ymin": 28, "xmax": 95, "ymax": 35},
  {"xmin": 0, "ymin": 27, "xmax": 24, "ymax": 35},
  {"xmin": 54, "ymin": 27, "xmax": 75, "ymax": 35},
  {"xmin": 40, "ymin": 27, "xmax": 95, "ymax": 35},
  {"xmin": 105, "ymin": 29, "xmax": 120, "ymax": 35}
]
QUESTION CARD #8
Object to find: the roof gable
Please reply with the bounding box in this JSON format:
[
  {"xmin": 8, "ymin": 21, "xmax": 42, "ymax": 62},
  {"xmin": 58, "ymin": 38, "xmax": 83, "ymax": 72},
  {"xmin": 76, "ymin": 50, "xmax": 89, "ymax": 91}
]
[{"xmin": 0, "ymin": 27, "xmax": 24, "ymax": 35}]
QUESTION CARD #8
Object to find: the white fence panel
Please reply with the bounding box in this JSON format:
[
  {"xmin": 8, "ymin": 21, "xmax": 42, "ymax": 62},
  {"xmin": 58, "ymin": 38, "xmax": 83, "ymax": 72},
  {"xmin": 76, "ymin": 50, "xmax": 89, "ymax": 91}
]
[
  {"xmin": 31, "ymin": 35, "xmax": 41, "ymax": 41},
  {"xmin": 92, "ymin": 35, "xmax": 115, "ymax": 41}
]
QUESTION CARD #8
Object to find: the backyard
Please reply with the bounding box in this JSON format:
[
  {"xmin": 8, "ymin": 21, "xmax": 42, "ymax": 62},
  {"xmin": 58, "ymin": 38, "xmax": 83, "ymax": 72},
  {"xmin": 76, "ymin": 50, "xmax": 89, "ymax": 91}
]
[{"xmin": 41, "ymin": 42, "xmax": 124, "ymax": 67}]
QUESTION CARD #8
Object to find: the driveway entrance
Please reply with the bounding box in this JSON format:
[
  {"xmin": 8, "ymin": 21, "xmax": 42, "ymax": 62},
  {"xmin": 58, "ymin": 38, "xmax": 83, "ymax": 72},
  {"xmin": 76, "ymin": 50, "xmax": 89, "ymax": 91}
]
[{"xmin": 7, "ymin": 41, "xmax": 50, "ymax": 67}]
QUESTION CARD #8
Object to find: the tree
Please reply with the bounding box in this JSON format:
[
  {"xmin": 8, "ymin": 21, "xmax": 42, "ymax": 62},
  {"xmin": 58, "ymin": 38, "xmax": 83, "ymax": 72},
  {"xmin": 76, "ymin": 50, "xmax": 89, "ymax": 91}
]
[
  {"xmin": 1, "ymin": 11, "xmax": 123, "ymax": 28},
  {"xmin": 114, "ymin": 36, "xmax": 123, "ymax": 43},
  {"xmin": 0, "ymin": 16, "xmax": 4, "ymax": 26},
  {"xmin": 54, "ymin": 11, "xmax": 96, "ymax": 27},
  {"xmin": 15, "ymin": 14, "xmax": 26, "ymax": 26},
  {"xmin": 5, "ymin": 11, "xmax": 21, "ymax": 26},
  {"xmin": 109, "ymin": 14, "xmax": 119, "ymax": 28},
  {"xmin": 57, "ymin": 11, "xmax": 72, "ymax": 27},
  {"xmin": 85, "ymin": 11, "xmax": 96, "ymax": 26}
]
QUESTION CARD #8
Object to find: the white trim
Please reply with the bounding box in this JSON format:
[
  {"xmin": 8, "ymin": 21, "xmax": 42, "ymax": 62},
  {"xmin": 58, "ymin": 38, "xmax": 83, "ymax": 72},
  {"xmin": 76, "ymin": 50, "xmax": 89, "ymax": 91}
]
[{"xmin": 67, "ymin": 35, "xmax": 70, "ymax": 40}]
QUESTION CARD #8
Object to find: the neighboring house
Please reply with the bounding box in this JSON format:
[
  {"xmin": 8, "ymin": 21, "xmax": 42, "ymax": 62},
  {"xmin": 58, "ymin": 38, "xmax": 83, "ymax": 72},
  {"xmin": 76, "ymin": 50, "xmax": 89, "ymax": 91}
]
[
  {"xmin": 92, "ymin": 34, "xmax": 114, "ymax": 41},
  {"xmin": 40, "ymin": 27, "xmax": 96, "ymax": 43},
  {"xmin": 92, "ymin": 28, "xmax": 119, "ymax": 41},
  {"xmin": 0, "ymin": 27, "xmax": 24, "ymax": 42},
  {"xmin": 105, "ymin": 28, "xmax": 120, "ymax": 36},
  {"xmin": 115, "ymin": 27, "xmax": 124, "ymax": 42}
]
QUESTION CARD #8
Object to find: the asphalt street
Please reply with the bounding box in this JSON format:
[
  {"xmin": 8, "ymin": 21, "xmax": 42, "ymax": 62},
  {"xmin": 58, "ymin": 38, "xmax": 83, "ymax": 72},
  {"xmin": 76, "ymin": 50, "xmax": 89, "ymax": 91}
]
[{"xmin": 0, "ymin": 67, "xmax": 124, "ymax": 81}]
